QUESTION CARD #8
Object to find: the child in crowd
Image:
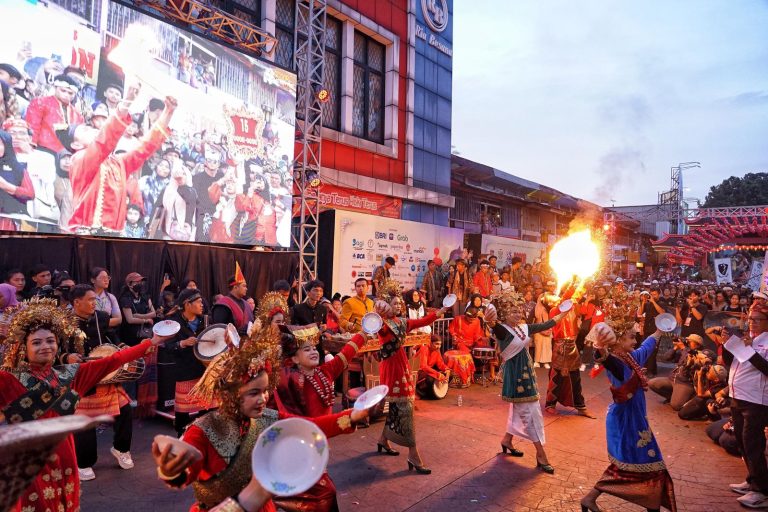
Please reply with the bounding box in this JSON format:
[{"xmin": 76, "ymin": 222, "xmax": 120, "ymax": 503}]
[{"xmin": 123, "ymin": 204, "xmax": 145, "ymax": 238}]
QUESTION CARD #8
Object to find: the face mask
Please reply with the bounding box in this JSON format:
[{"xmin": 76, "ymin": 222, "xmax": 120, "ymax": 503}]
[{"xmin": 131, "ymin": 282, "xmax": 146, "ymax": 294}]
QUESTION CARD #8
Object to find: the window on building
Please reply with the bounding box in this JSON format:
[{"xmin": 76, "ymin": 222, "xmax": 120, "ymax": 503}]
[
  {"xmin": 274, "ymin": 0, "xmax": 342, "ymax": 130},
  {"xmin": 352, "ymin": 31, "xmax": 385, "ymax": 142},
  {"xmin": 219, "ymin": 0, "xmax": 261, "ymax": 27}
]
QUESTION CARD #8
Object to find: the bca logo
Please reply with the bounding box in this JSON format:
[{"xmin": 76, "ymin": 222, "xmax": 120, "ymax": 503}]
[{"xmin": 422, "ymin": 0, "xmax": 448, "ymax": 33}]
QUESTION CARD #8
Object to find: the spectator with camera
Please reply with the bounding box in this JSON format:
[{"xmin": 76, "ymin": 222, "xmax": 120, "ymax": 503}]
[
  {"xmin": 675, "ymin": 289, "xmax": 708, "ymax": 341},
  {"xmin": 648, "ymin": 333, "xmax": 705, "ymax": 410},
  {"xmin": 29, "ymin": 263, "xmax": 52, "ymax": 298},
  {"xmin": 678, "ymin": 360, "xmax": 728, "ymax": 421},
  {"xmin": 52, "ymin": 271, "xmax": 76, "ymax": 309},
  {"xmin": 727, "ymin": 303, "xmax": 768, "ymax": 508}
]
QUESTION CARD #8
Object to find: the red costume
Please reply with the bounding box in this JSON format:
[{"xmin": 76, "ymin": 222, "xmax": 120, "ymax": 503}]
[
  {"xmin": 68, "ymin": 111, "xmax": 169, "ymax": 232},
  {"xmin": 0, "ymin": 341, "xmax": 153, "ymax": 512},
  {"xmin": 175, "ymin": 408, "xmax": 357, "ymax": 512},
  {"xmin": 378, "ymin": 313, "xmax": 436, "ymax": 446},
  {"xmin": 473, "ymin": 271, "xmax": 492, "ymax": 298},
  {"xmin": 25, "ymin": 95, "xmax": 83, "ymax": 153},
  {"xmin": 418, "ymin": 344, "xmax": 448, "ymax": 379},
  {"xmin": 449, "ymin": 315, "xmax": 487, "ymax": 353},
  {"xmin": 273, "ymin": 334, "xmax": 364, "ymax": 511}
]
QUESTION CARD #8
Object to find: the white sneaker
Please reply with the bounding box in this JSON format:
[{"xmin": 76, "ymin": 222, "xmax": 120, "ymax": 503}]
[
  {"xmin": 579, "ymin": 364, "xmax": 586, "ymax": 372},
  {"xmin": 543, "ymin": 363, "xmax": 550, "ymax": 369},
  {"xmin": 731, "ymin": 481, "xmax": 751, "ymax": 495},
  {"xmin": 110, "ymin": 447, "xmax": 134, "ymax": 469},
  {"xmin": 737, "ymin": 491, "xmax": 768, "ymax": 508},
  {"xmin": 533, "ymin": 362, "xmax": 540, "ymax": 368},
  {"xmin": 79, "ymin": 467, "xmax": 95, "ymax": 481}
]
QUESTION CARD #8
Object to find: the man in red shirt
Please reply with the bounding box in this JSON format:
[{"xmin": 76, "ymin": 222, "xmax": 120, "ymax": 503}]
[
  {"xmin": 544, "ymin": 286, "xmax": 595, "ymax": 418},
  {"xmin": 416, "ymin": 335, "xmax": 450, "ymax": 398},
  {"xmin": 473, "ymin": 259, "xmax": 493, "ymax": 298},
  {"xmin": 25, "ymin": 74, "xmax": 83, "ymax": 153}
]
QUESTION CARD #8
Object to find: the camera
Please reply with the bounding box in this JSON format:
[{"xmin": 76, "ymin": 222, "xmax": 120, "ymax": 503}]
[{"xmin": 33, "ymin": 285, "xmax": 56, "ymax": 298}]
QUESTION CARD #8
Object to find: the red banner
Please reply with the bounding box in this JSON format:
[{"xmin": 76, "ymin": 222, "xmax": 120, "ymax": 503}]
[{"xmin": 318, "ymin": 184, "xmax": 401, "ymax": 218}]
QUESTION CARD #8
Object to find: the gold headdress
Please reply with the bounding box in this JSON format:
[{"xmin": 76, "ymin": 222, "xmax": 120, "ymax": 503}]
[
  {"xmin": 603, "ymin": 290, "xmax": 637, "ymax": 337},
  {"xmin": 376, "ymin": 279, "xmax": 402, "ymax": 302},
  {"xmin": 492, "ymin": 288, "xmax": 525, "ymax": 324},
  {"xmin": 188, "ymin": 325, "xmax": 281, "ymax": 419},
  {"xmin": 256, "ymin": 291, "xmax": 289, "ymax": 323},
  {"xmin": 1, "ymin": 298, "xmax": 85, "ymax": 368}
]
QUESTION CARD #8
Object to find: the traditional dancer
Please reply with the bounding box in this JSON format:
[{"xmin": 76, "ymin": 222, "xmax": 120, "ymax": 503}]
[
  {"xmin": 580, "ymin": 305, "xmax": 676, "ymax": 512},
  {"xmin": 373, "ymin": 280, "xmax": 448, "ymax": 474},
  {"xmin": 491, "ymin": 289, "xmax": 567, "ymax": 473},
  {"xmin": 0, "ymin": 298, "xmax": 169, "ymax": 512},
  {"xmin": 151, "ymin": 318, "xmax": 368, "ymax": 512},
  {"xmin": 545, "ymin": 287, "xmax": 596, "ymax": 419},
  {"xmin": 273, "ymin": 323, "xmax": 365, "ymax": 511}
]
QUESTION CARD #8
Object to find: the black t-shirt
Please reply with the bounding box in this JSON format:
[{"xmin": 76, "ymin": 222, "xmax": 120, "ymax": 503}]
[
  {"xmin": 75, "ymin": 311, "xmax": 113, "ymax": 355},
  {"xmin": 192, "ymin": 170, "xmax": 223, "ymax": 215},
  {"xmin": 118, "ymin": 292, "xmax": 152, "ymax": 346},
  {"xmin": 642, "ymin": 301, "xmax": 662, "ymax": 335},
  {"xmin": 680, "ymin": 303, "xmax": 708, "ymax": 338},
  {"xmin": 291, "ymin": 301, "xmax": 328, "ymax": 326}
]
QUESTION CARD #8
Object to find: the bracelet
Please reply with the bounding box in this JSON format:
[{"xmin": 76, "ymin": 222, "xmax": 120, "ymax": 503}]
[
  {"xmin": 215, "ymin": 497, "xmax": 245, "ymax": 512},
  {"xmin": 156, "ymin": 467, "xmax": 182, "ymax": 481}
]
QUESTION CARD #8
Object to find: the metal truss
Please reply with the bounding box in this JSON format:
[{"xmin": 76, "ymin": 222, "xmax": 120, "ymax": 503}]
[
  {"xmin": 291, "ymin": 0, "xmax": 327, "ymax": 301},
  {"xmin": 131, "ymin": 0, "xmax": 278, "ymax": 56}
]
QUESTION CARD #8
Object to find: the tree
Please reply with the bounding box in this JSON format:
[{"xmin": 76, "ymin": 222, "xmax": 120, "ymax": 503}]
[{"xmin": 703, "ymin": 172, "xmax": 768, "ymax": 207}]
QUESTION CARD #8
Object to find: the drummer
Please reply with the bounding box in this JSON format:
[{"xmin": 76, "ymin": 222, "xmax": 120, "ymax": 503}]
[
  {"xmin": 416, "ymin": 335, "xmax": 450, "ymax": 399},
  {"xmin": 449, "ymin": 306, "xmax": 491, "ymax": 353},
  {"xmin": 66, "ymin": 285, "xmax": 140, "ymax": 480},
  {"xmin": 211, "ymin": 272, "xmax": 254, "ymax": 335},
  {"xmin": 166, "ymin": 288, "xmax": 208, "ymax": 436}
]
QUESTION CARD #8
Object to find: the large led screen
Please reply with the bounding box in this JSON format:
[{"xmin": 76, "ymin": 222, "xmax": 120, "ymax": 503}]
[{"xmin": 0, "ymin": 0, "xmax": 296, "ymax": 247}]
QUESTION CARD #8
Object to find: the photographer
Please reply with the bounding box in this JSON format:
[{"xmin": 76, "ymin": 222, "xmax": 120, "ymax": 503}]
[
  {"xmin": 675, "ymin": 289, "xmax": 708, "ymax": 341},
  {"xmin": 648, "ymin": 334, "xmax": 704, "ymax": 410},
  {"xmin": 678, "ymin": 360, "xmax": 728, "ymax": 420},
  {"xmin": 638, "ymin": 287, "xmax": 666, "ymax": 375},
  {"xmin": 52, "ymin": 272, "xmax": 76, "ymax": 309},
  {"xmin": 28, "ymin": 263, "xmax": 52, "ymax": 298}
]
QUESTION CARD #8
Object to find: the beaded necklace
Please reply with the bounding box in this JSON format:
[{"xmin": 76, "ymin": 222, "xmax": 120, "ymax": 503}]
[{"xmin": 300, "ymin": 368, "xmax": 335, "ymax": 408}]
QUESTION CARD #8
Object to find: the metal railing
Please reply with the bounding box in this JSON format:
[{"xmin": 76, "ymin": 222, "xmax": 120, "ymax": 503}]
[{"xmin": 432, "ymin": 318, "xmax": 454, "ymax": 354}]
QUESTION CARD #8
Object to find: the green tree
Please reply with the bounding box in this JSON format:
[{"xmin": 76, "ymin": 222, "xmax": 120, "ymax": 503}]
[{"xmin": 703, "ymin": 172, "xmax": 768, "ymax": 207}]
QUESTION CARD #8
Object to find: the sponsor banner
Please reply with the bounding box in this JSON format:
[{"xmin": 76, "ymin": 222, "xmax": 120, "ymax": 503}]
[
  {"xmin": 714, "ymin": 257, "xmax": 733, "ymax": 285},
  {"xmin": 332, "ymin": 210, "xmax": 463, "ymax": 296},
  {"xmin": 292, "ymin": 184, "xmax": 401, "ymax": 219},
  {"xmin": 480, "ymin": 234, "xmax": 545, "ymax": 267}
]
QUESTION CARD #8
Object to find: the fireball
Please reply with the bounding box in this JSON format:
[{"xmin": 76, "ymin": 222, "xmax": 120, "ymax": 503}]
[{"xmin": 548, "ymin": 229, "xmax": 601, "ymax": 294}]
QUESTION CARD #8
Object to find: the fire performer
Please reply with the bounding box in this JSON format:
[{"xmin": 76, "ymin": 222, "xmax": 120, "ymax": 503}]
[
  {"xmin": 491, "ymin": 289, "xmax": 568, "ymax": 473},
  {"xmin": 579, "ymin": 309, "xmax": 675, "ymax": 512},
  {"xmin": 373, "ymin": 280, "xmax": 448, "ymax": 474},
  {"xmin": 545, "ymin": 283, "xmax": 596, "ymax": 419}
]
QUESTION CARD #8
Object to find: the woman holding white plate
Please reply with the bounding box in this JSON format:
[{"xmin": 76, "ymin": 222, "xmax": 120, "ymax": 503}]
[{"xmin": 152, "ymin": 321, "xmax": 369, "ymax": 512}]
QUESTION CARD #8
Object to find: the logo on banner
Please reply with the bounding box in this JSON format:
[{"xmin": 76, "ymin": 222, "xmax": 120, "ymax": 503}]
[
  {"xmin": 714, "ymin": 257, "xmax": 733, "ymax": 285},
  {"xmin": 223, "ymin": 105, "xmax": 264, "ymax": 159},
  {"xmin": 422, "ymin": 0, "xmax": 448, "ymax": 32}
]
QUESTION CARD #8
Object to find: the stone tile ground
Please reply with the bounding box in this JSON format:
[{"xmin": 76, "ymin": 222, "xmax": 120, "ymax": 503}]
[{"xmin": 82, "ymin": 366, "xmax": 744, "ymax": 511}]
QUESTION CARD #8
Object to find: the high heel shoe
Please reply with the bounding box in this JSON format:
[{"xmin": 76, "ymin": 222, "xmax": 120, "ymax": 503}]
[
  {"xmin": 376, "ymin": 443, "xmax": 400, "ymax": 456},
  {"xmin": 535, "ymin": 458, "xmax": 555, "ymax": 474},
  {"xmin": 500, "ymin": 443, "xmax": 524, "ymax": 457},
  {"xmin": 407, "ymin": 459, "xmax": 432, "ymax": 474}
]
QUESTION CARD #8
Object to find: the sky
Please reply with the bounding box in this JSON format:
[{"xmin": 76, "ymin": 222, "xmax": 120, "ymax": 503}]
[{"xmin": 451, "ymin": 0, "xmax": 768, "ymax": 207}]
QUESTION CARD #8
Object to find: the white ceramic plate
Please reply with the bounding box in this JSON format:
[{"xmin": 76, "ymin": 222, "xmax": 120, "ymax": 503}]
[
  {"xmin": 558, "ymin": 299, "xmax": 573, "ymax": 313},
  {"xmin": 353, "ymin": 384, "xmax": 389, "ymax": 411},
  {"xmin": 655, "ymin": 313, "xmax": 677, "ymax": 332},
  {"xmin": 361, "ymin": 312, "xmax": 383, "ymax": 334},
  {"xmin": 153, "ymin": 320, "xmax": 181, "ymax": 337},
  {"xmin": 226, "ymin": 323, "xmax": 240, "ymax": 348},
  {"xmin": 252, "ymin": 418, "xmax": 329, "ymax": 496},
  {"xmin": 154, "ymin": 434, "xmax": 202, "ymax": 461},
  {"xmin": 442, "ymin": 294, "xmax": 457, "ymax": 308}
]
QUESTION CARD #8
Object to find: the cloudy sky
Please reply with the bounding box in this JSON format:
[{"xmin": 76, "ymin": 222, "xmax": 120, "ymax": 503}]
[{"xmin": 451, "ymin": 0, "xmax": 768, "ymax": 207}]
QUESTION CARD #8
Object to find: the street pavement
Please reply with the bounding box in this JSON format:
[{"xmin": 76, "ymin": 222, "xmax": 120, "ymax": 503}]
[{"xmin": 81, "ymin": 364, "xmax": 744, "ymax": 511}]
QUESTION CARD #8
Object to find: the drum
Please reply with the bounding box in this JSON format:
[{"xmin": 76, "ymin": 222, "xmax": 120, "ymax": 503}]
[
  {"xmin": 416, "ymin": 376, "xmax": 449, "ymax": 399},
  {"xmin": 90, "ymin": 344, "xmax": 146, "ymax": 385},
  {"xmin": 194, "ymin": 324, "xmax": 229, "ymax": 365},
  {"xmin": 472, "ymin": 347, "xmax": 497, "ymax": 361},
  {"xmin": 444, "ymin": 350, "xmax": 474, "ymax": 388}
]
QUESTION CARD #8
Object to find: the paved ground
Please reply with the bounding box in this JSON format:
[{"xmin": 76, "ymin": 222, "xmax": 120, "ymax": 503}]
[{"xmin": 81, "ymin": 364, "xmax": 744, "ymax": 511}]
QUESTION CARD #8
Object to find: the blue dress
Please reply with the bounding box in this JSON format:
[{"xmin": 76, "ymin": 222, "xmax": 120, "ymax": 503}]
[
  {"xmin": 603, "ymin": 335, "xmax": 665, "ymax": 470},
  {"xmin": 595, "ymin": 335, "xmax": 677, "ymax": 511}
]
